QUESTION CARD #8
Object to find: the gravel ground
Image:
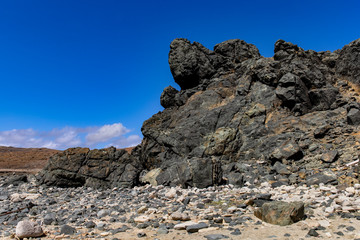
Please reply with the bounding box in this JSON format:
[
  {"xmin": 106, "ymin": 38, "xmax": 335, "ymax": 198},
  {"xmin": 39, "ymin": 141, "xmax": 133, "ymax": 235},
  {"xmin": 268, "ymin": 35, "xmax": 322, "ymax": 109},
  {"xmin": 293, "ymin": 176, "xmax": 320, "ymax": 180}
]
[{"xmin": 2, "ymin": 175, "xmax": 360, "ymax": 240}]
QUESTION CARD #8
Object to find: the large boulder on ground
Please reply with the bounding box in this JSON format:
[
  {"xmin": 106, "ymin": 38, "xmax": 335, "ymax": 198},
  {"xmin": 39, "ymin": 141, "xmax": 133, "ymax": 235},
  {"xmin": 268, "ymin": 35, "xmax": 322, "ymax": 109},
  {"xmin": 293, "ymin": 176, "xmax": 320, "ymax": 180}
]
[
  {"xmin": 16, "ymin": 220, "xmax": 44, "ymax": 238},
  {"xmin": 254, "ymin": 201, "xmax": 305, "ymax": 226}
]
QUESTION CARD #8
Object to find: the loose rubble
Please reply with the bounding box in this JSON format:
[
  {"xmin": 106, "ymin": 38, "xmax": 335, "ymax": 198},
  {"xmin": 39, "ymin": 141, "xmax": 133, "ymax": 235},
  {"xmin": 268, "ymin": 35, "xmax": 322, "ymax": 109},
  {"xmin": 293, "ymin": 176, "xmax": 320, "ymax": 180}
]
[{"xmin": 2, "ymin": 174, "xmax": 360, "ymax": 239}]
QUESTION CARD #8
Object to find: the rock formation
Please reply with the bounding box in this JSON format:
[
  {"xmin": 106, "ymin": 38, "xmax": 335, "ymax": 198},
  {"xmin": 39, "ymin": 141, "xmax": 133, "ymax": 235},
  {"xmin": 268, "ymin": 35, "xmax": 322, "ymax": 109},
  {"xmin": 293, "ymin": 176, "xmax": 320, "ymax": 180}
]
[{"xmin": 37, "ymin": 37, "xmax": 360, "ymax": 189}]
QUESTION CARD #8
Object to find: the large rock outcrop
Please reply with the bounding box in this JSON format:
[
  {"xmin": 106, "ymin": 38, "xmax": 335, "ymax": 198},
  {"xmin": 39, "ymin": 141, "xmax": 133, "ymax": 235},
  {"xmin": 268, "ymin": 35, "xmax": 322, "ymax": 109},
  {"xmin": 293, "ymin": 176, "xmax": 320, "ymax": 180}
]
[
  {"xmin": 37, "ymin": 147, "xmax": 141, "ymax": 188},
  {"xmin": 38, "ymin": 37, "xmax": 360, "ymax": 189}
]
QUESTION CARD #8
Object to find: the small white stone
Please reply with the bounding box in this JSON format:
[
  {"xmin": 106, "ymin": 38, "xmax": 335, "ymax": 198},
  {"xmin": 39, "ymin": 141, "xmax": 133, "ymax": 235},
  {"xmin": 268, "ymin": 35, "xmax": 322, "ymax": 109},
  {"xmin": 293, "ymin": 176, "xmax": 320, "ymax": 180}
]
[
  {"xmin": 318, "ymin": 220, "xmax": 330, "ymax": 227},
  {"xmin": 134, "ymin": 215, "xmax": 149, "ymax": 223},
  {"xmin": 325, "ymin": 206, "xmax": 334, "ymax": 213},
  {"xmin": 227, "ymin": 206, "xmax": 237, "ymax": 213},
  {"xmin": 342, "ymin": 206, "xmax": 357, "ymax": 212},
  {"xmin": 354, "ymin": 184, "xmax": 360, "ymax": 189},
  {"xmin": 165, "ymin": 188, "xmax": 178, "ymax": 199},
  {"xmin": 346, "ymin": 187, "xmax": 356, "ymax": 194}
]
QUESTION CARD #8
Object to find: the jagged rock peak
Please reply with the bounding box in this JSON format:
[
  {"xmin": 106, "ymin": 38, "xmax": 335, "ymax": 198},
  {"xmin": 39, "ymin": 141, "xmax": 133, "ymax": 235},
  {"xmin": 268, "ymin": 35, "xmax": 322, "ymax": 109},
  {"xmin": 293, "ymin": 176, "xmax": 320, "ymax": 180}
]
[{"xmin": 168, "ymin": 38, "xmax": 261, "ymax": 90}]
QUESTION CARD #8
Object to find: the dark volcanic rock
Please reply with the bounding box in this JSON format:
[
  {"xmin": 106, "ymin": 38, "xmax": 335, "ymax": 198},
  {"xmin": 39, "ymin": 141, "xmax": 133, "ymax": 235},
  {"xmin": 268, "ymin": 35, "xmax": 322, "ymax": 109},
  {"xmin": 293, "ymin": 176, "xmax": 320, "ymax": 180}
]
[
  {"xmin": 37, "ymin": 147, "xmax": 142, "ymax": 188},
  {"xmin": 37, "ymin": 37, "xmax": 360, "ymax": 189},
  {"xmin": 336, "ymin": 39, "xmax": 360, "ymax": 84},
  {"xmin": 160, "ymin": 86, "xmax": 179, "ymax": 108},
  {"xmin": 168, "ymin": 39, "xmax": 217, "ymax": 90}
]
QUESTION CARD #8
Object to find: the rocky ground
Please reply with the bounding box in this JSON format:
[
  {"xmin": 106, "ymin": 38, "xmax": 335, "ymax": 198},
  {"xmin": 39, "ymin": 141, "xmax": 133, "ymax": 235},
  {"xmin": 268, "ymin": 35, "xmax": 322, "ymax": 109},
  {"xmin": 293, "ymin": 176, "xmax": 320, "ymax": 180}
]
[{"xmin": 2, "ymin": 174, "xmax": 360, "ymax": 240}]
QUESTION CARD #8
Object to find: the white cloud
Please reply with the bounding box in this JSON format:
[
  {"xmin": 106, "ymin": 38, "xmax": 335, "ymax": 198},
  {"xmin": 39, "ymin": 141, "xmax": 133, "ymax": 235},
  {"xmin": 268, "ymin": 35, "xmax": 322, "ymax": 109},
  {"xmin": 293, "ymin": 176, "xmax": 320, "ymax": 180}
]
[
  {"xmin": 86, "ymin": 123, "xmax": 130, "ymax": 145},
  {"xmin": 0, "ymin": 123, "xmax": 142, "ymax": 150},
  {"xmin": 107, "ymin": 134, "xmax": 142, "ymax": 149}
]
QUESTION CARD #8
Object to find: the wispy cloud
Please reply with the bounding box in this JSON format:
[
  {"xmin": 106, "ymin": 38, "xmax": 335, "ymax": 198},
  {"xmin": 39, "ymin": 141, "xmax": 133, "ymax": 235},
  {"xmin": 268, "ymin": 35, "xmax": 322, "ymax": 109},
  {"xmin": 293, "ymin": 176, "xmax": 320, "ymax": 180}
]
[{"xmin": 0, "ymin": 123, "xmax": 142, "ymax": 150}]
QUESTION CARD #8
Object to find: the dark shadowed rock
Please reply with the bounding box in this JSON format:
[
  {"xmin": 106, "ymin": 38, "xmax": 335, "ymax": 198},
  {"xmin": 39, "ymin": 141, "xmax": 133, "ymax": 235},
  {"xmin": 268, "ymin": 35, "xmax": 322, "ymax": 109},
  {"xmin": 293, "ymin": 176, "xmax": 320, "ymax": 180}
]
[
  {"xmin": 186, "ymin": 222, "xmax": 208, "ymax": 233},
  {"xmin": 160, "ymin": 86, "xmax": 179, "ymax": 108},
  {"xmin": 214, "ymin": 39, "xmax": 260, "ymax": 63},
  {"xmin": 254, "ymin": 201, "xmax": 304, "ymax": 226},
  {"xmin": 336, "ymin": 38, "xmax": 360, "ymax": 84},
  {"xmin": 347, "ymin": 107, "xmax": 360, "ymax": 125},
  {"xmin": 306, "ymin": 172, "xmax": 338, "ymax": 186},
  {"xmin": 37, "ymin": 147, "xmax": 142, "ymax": 188},
  {"xmin": 168, "ymin": 38, "xmax": 217, "ymax": 90}
]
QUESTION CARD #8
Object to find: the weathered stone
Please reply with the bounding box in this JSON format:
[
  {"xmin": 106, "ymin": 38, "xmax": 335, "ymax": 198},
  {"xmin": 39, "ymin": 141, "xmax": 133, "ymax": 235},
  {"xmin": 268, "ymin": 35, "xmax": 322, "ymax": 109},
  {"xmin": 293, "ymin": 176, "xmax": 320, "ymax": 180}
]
[
  {"xmin": 347, "ymin": 108, "xmax": 360, "ymax": 125},
  {"xmin": 186, "ymin": 222, "xmax": 208, "ymax": 233},
  {"xmin": 160, "ymin": 86, "xmax": 179, "ymax": 108},
  {"xmin": 254, "ymin": 201, "xmax": 304, "ymax": 226},
  {"xmin": 168, "ymin": 39, "xmax": 216, "ymax": 90},
  {"xmin": 321, "ymin": 150, "xmax": 338, "ymax": 163},
  {"xmin": 204, "ymin": 234, "xmax": 230, "ymax": 240},
  {"xmin": 174, "ymin": 221, "xmax": 197, "ymax": 230},
  {"xmin": 336, "ymin": 38, "xmax": 360, "ymax": 84},
  {"xmin": 16, "ymin": 220, "xmax": 44, "ymax": 238},
  {"xmin": 214, "ymin": 39, "xmax": 260, "ymax": 63},
  {"xmin": 60, "ymin": 224, "xmax": 76, "ymax": 235},
  {"xmin": 306, "ymin": 172, "xmax": 338, "ymax": 186},
  {"xmin": 37, "ymin": 147, "xmax": 141, "ymax": 188}
]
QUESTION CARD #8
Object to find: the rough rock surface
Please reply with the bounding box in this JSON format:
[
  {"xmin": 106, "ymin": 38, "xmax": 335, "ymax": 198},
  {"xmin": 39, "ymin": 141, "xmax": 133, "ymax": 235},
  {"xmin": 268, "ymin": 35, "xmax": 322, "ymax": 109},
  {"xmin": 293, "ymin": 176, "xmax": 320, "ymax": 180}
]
[
  {"xmin": 37, "ymin": 147, "xmax": 141, "ymax": 189},
  {"xmin": 16, "ymin": 220, "xmax": 44, "ymax": 238},
  {"xmin": 254, "ymin": 201, "xmax": 304, "ymax": 226},
  {"xmin": 38, "ymin": 37, "xmax": 360, "ymax": 189}
]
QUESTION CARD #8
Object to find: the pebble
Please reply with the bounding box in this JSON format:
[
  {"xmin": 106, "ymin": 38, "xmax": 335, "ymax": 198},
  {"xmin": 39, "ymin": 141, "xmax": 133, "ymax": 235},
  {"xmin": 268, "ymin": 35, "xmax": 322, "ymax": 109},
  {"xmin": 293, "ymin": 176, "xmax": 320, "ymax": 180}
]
[
  {"xmin": 60, "ymin": 224, "xmax": 76, "ymax": 235},
  {"xmin": 204, "ymin": 234, "xmax": 229, "ymax": 240},
  {"xmin": 186, "ymin": 222, "xmax": 208, "ymax": 233}
]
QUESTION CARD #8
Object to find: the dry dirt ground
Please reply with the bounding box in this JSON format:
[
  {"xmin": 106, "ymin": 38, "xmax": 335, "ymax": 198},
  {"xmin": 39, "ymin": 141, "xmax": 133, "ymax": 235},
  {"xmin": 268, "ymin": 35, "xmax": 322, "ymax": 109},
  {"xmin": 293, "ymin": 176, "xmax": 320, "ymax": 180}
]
[{"xmin": 0, "ymin": 146, "xmax": 60, "ymax": 174}]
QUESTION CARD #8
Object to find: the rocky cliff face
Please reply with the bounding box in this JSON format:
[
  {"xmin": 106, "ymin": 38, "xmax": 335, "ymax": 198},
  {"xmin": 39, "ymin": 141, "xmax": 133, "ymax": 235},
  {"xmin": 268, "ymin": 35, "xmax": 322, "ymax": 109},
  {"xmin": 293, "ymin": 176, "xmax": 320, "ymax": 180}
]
[{"xmin": 37, "ymin": 38, "xmax": 360, "ymax": 189}]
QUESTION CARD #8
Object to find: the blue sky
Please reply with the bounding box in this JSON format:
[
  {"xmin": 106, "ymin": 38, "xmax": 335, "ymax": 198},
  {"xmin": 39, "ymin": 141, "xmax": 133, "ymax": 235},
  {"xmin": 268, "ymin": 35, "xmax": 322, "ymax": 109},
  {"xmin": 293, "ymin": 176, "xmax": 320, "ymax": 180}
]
[{"xmin": 0, "ymin": 0, "xmax": 359, "ymax": 149}]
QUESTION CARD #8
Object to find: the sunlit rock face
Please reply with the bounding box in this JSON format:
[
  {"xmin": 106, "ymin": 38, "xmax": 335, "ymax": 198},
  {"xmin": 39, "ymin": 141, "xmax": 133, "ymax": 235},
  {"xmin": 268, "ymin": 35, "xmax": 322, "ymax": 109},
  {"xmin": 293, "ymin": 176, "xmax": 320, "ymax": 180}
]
[{"xmin": 38, "ymin": 38, "xmax": 360, "ymax": 189}]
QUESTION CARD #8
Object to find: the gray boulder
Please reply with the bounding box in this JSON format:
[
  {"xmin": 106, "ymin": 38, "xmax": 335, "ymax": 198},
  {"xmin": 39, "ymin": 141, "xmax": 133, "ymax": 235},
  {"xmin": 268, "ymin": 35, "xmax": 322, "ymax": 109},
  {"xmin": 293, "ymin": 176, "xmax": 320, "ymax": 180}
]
[
  {"xmin": 254, "ymin": 201, "xmax": 304, "ymax": 226},
  {"xmin": 16, "ymin": 220, "xmax": 44, "ymax": 238}
]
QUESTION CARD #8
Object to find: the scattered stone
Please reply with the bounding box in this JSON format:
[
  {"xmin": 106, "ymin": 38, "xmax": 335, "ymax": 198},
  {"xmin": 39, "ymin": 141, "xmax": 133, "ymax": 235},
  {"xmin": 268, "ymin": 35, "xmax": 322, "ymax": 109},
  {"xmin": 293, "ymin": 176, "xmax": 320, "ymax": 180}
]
[
  {"xmin": 321, "ymin": 150, "xmax": 338, "ymax": 163},
  {"xmin": 171, "ymin": 212, "xmax": 191, "ymax": 221},
  {"xmin": 204, "ymin": 234, "xmax": 229, "ymax": 240},
  {"xmin": 254, "ymin": 201, "xmax": 304, "ymax": 226},
  {"xmin": 157, "ymin": 227, "xmax": 169, "ymax": 234},
  {"xmin": 174, "ymin": 221, "xmax": 198, "ymax": 230},
  {"xmin": 307, "ymin": 229, "xmax": 319, "ymax": 237},
  {"xmin": 60, "ymin": 224, "xmax": 76, "ymax": 235},
  {"xmin": 137, "ymin": 232, "xmax": 147, "ymax": 237},
  {"xmin": 230, "ymin": 228, "xmax": 241, "ymax": 235},
  {"xmin": 97, "ymin": 209, "xmax": 110, "ymax": 218},
  {"xmin": 186, "ymin": 222, "xmax": 208, "ymax": 233},
  {"xmin": 16, "ymin": 220, "xmax": 44, "ymax": 238},
  {"xmin": 85, "ymin": 221, "xmax": 96, "ymax": 229}
]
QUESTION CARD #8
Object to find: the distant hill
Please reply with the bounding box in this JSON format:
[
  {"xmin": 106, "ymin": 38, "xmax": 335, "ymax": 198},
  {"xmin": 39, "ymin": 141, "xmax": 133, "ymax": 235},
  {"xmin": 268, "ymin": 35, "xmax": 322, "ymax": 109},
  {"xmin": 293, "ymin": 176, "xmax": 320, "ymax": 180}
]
[{"xmin": 0, "ymin": 146, "xmax": 60, "ymax": 173}]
